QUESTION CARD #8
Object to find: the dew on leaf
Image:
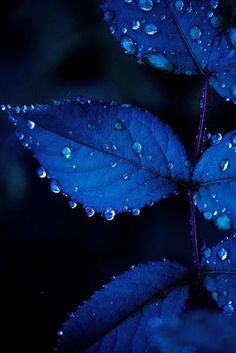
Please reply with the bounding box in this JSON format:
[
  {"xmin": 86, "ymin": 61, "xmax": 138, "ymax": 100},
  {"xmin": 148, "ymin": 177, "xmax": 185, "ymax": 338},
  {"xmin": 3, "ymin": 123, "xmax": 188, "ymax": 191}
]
[
  {"xmin": 189, "ymin": 26, "xmax": 202, "ymax": 40},
  {"xmin": 26, "ymin": 120, "xmax": 35, "ymax": 130},
  {"xmin": 104, "ymin": 207, "xmax": 116, "ymax": 221},
  {"xmin": 121, "ymin": 35, "xmax": 136, "ymax": 54},
  {"xmin": 143, "ymin": 53, "xmax": 174, "ymax": 73},
  {"xmin": 85, "ymin": 207, "xmax": 95, "ymax": 218},
  {"xmin": 144, "ymin": 23, "xmax": 157, "ymax": 35},
  {"xmin": 133, "ymin": 141, "xmax": 142, "ymax": 153},
  {"xmin": 37, "ymin": 166, "xmax": 47, "ymax": 179},
  {"xmin": 50, "ymin": 180, "xmax": 61, "ymax": 194},
  {"xmin": 217, "ymin": 247, "xmax": 228, "ymax": 261},
  {"xmin": 219, "ymin": 159, "xmax": 229, "ymax": 172},
  {"xmin": 223, "ymin": 301, "xmax": 234, "ymax": 316},
  {"xmin": 211, "ymin": 133, "xmax": 222, "ymax": 145},
  {"xmin": 132, "ymin": 208, "xmax": 140, "ymax": 216},
  {"xmin": 60, "ymin": 146, "xmax": 72, "ymax": 159},
  {"xmin": 137, "ymin": 0, "xmax": 153, "ymax": 11},
  {"xmin": 174, "ymin": 0, "xmax": 184, "ymax": 11},
  {"xmin": 69, "ymin": 200, "xmax": 77, "ymax": 209},
  {"xmin": 215, "ymin": 214, "xmax": 231, "ymax": 230}
]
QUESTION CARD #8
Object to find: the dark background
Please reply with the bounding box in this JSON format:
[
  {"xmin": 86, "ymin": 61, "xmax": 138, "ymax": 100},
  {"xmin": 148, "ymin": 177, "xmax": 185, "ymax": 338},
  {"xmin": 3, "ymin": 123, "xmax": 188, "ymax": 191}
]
[{"xmin": 0, "ymin": 1, "xmax": 235, "ymax": 352}]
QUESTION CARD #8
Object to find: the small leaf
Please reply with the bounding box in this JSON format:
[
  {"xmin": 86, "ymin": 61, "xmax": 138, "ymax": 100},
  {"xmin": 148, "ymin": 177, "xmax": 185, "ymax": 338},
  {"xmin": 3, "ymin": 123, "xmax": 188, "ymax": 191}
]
[
  {"xmin": 101, "ymin": 0, "xmax": 236, "ymax": 102},
  {"xmin": 56, "ymin": 261, "xmax": 189, "ymax": 353},
  {"xmin": 201, "ymin": 235, "xmax": 236, "ymax": 316},
  {"xmin": 4, "ymin": 98, "xmax": 190, "ymax": 218},
  {"xmin": 148, "ymin": 310, "xmax": 236, "ymax": 353},
  {"xmin": 193, "ymin": 130, "xmax": 236, "ymax": 231}
]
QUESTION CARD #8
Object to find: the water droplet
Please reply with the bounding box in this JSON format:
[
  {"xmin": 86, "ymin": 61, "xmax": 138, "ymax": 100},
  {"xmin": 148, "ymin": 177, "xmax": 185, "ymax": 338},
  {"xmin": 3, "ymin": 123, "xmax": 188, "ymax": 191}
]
[
  {"xmin": 104, "ymin": 207, "xmax": 116, "ymax": 221},
  {"xmin": 132, "ymin": 208, "xmax": 140, "ymax": 216},
  {"xmin": 215, "ymin": 214, "xmax": 231, "ymax": 230},
  {"xmin": 211, "ymin": 291, "xmax": 219, "ymax": 302},
  {"xmin": 211, "ymin": 133, "xmax": 222, "ymax": 145},
  {"xmin": 121, "ymin": 35, "xmax": 136, "ymax": 54},
  {"xmin": 223, "ymin": 301, "xmax": 234, "ymax": 316},
  {"xmin": 133, "ymin": 142, "xmax": 142, "ymax": 154},
  {"xmin": 37, "ymin": 166, "xmax": 47, "ymax": 178},
  {"xmin": 144, "ymin": 23, "xmax": 157, "ymax": 35},
  {"xmin": 85, "ymin": 207, "xmax": 95, "ymax": 218},
  {"xmin": 69, "ymin": 200, "xmax": 77, "ymax": 209},
  {"xmin": 109, "ymin": 160, "xmax": 117, "ymax": 168},
  {"xmin": 137, "ymin": 0, "xmax": 153, "ymax": 11},
  {"xmin": 217, "ymin": 247, "xmax": 228, "ymax": 261},
  {"xmin": 203, "ymin": 211, "xmax": 213, "ymax": 220},
  {"xmin": 16, "ymin": 131, "xmax": 24, "ymax": 140},
  {"xmin": 57, "ymin": 330, "xmax": 63, "ymax": 337},
  {"xmin": 219, "ymin": 159, "xmax": 229, "ymax": 172},
  {"xmin": 174, "ymin": 0, "xmax": 184, "ymax": 11},
  {"xmin": 203, "ymin": 247, "xmax": 211, "ymax": 258},
  {"xmin": 114, "ymin": 121, "xmax": 124, "ymax": 130},
  {"xmin": 189, "ymin": 26, "xmax": 202, "ymax": 40},
  {"xmin": 26, "ymin": 120, "xmax": 35, "ymax": 130},
  {"xmin": 143, "ymin": 53, "xmax": 174, "ymax": 73},
  {"xmin": 61, "ymin": 146, "xmax": 72, "ymax": 159},
  {"xmin": 131, "ymin": 20, "xmax": 141, "ymax": 30},
  {"xmin": 50, "ymin": 180, "xmax": 61, "ymax": 194}
]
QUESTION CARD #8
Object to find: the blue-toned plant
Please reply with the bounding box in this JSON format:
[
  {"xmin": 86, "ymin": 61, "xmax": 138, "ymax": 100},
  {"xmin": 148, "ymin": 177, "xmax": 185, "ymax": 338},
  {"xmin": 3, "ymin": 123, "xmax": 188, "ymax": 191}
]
[{"xmin": 2, "ymin": 1, "xmax": 236, "ymax": 352}]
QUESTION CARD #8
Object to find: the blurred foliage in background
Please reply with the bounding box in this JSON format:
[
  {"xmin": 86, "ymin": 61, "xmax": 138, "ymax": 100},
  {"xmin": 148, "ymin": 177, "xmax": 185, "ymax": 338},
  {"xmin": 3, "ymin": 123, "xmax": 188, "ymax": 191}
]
[{"xmin": 0, "ymin": 1, "xmax": 236, "ymax": 352}]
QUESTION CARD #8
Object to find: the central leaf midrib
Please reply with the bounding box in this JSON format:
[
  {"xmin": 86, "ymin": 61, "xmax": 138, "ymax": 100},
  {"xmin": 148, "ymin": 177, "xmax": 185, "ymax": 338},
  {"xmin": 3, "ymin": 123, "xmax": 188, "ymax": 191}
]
[
  {"xmin": 163, "ymin": 0, "xmax": 205, "ymax": 76},
  {"xmin": 13, "ymin": 110, "xmax": 187, "ymax": 187}
]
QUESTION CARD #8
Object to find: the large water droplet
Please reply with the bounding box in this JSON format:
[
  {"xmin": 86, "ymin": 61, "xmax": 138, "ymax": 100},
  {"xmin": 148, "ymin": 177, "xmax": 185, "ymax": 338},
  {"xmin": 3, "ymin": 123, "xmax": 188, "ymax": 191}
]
[
  {"xmin": 104, "ymin": 207, "xmax": 116, "ymax": 221},
  {"xmin": 121, "ymin": 35, "xmax": 136, "ymax": 54},
  {"xmin": 217, "ymin": 247, "xmax": 228, "ymax": 261},
  {"xmin": 26, "ymin": 120, "xmax": 35, "ymax": 130},
  {"xmin": 50, "ymin": 180, "xmax": 61, "ymax": 194},
  {"xmin": 85, "ymin": 207, "xmax": 95, "ymax": 218},
  {"xmin": 37, "ymin": 166, "xmax": 47, "ymax": 178},
  {"xmin": 203, "ymin": 211, "xmax": 213, "ymax": 220},
  {"xmin": 69, "ymin": 200, "xmax": 77, "ymax": 209},
  {"xmin": 133, "ymin": 142, "xmax": 142, "ymax": 154},
  {"xmin": 189, "ymin": 26, "xmax": 202, "ymax": 40},
  {"xmin": 144, "ymin": 23, "xmax": 157, "ymax": 35},
  {"xmin": 174, "ymin": 0, "xmax": 184, "ymax": 11},
  {"xmin": 215, "ymin": 214, "xmax": 231, "ymax": 230},
  {"xmin": 219, "ymin": 159, "xmax": 229, "ymax": 172},
  {"xmin": 137, "ymin": 0, "xmax": 153, "ymax": 11},
  {"xmin": 61, "ymin": 146, "xmax": 72, "ymax": 159},
  {"xmin": 132, "ymin": 208, "xmax": 140, "ymax": 216},
  {"xmin": 211, "ymin": 133, "xmax": 222, "ymax": 145},
  {"xmin": 143, "ymin": 53, "xmax": 174, "ymax": 73}
]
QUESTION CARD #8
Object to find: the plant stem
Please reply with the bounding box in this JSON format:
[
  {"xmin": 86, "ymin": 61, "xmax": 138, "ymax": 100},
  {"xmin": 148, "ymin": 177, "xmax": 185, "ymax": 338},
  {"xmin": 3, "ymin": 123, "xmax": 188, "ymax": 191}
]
[
  {"xmin": 194, "ymin": 78, "xmax": 209, "ymax": 164},
  {"xmin": 189, "ymin": 78, "xmax": 209, "ymax": 278},
  {"xmin": 188, "ymin": 189, "xmax": 200, "ymax": 278}
]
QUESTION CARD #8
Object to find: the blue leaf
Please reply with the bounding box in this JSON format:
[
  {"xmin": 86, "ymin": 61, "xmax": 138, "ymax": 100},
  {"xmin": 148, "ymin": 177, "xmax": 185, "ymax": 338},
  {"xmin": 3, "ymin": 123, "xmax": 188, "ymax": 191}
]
[
  {"xmin": 101, "ymin": 0, "xmax": 236, "ymax": 102},
  {"xmin": 193, "ymin": 130, "xmax": 236, "ymax": 231},
  {"xmin": 56, "ymin": 261, "xmax": 189, "ymax": 353},
  {"xmin": 147, "ymin": 310, "xmax": 236, "ymax": 353},
  {"xmin": 4, "ymin": 98, "xmax": 190, "ymax": 219},
  {"xmin": 201, "ymin": 234, "xmax": 236, "ymax": 316}
]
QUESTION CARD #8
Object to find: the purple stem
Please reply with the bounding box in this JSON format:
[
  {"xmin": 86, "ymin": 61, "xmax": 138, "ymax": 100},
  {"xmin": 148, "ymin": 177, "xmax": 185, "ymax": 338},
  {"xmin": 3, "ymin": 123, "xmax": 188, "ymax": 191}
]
[
  {"xmin": 194, "ymin": 78, "xmax": 209, "ymax": 164},
  {"xmin": 188, "ymin": 189, "xmax": 200, "ymax": 278},
  {"xmin": 189, "ymin": 78, "xmax": 209, "ymax": 278}
]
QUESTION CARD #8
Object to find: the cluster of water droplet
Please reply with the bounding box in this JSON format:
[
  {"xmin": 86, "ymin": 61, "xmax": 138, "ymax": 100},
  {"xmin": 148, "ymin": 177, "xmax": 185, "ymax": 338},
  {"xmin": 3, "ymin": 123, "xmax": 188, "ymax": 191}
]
[{"xmin": 202, "ymin": 236, "xmax": 236, "ymax": 316}]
